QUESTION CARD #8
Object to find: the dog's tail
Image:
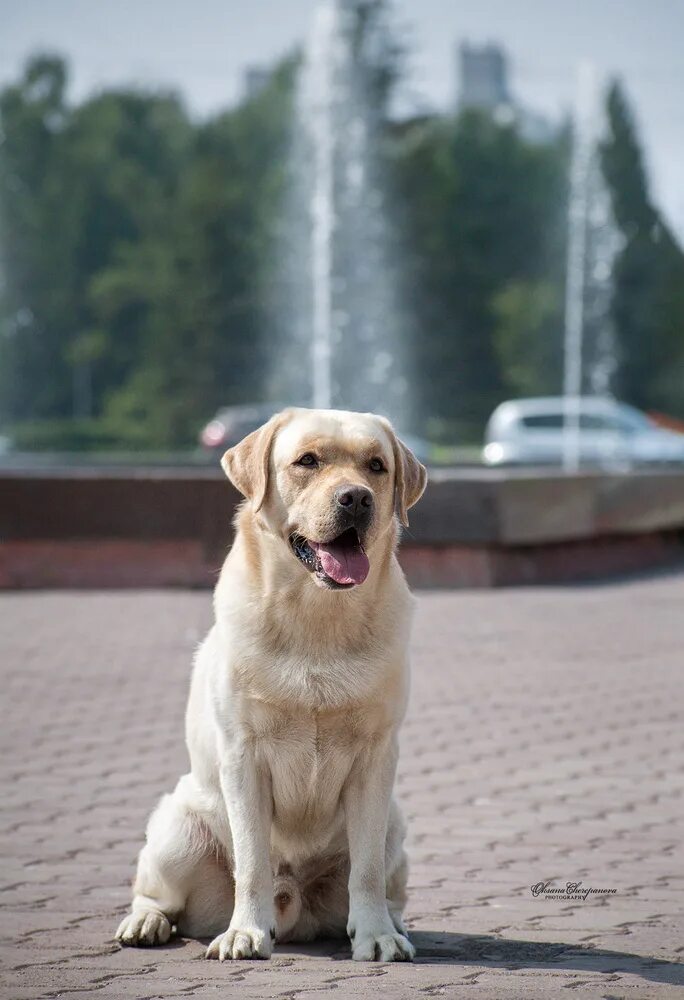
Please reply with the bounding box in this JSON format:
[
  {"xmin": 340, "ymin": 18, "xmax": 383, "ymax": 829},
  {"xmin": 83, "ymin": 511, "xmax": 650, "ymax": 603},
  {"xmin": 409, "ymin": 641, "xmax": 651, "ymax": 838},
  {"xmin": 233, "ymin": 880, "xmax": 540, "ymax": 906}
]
[{"xmin": 273, "ymin": 872, "xmax": 302, "ymax": 940}]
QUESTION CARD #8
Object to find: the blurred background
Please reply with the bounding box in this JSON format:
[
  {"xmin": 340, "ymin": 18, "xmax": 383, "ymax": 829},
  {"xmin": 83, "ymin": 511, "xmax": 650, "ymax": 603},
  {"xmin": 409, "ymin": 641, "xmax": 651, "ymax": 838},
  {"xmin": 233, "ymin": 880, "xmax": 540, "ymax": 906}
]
[{"xmin": 1, "ymin": 0, "xmax": 683, "ymax": 471}]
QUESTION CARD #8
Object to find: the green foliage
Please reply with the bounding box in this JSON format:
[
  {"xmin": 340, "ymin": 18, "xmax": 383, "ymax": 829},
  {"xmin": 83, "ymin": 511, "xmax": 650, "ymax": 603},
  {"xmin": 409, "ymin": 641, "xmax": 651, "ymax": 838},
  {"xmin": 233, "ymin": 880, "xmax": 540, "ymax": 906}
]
[
  {"xmin": 9, "ymin": 416, "xmax": 156, "ymax": 451},
  {"xmin": 0, "ymin": 53, "xmax": 295, "ymax": 447},
  {"xmin": 1, "ymin": 37, "xmax": 683, "ymax": 452},
  {"xmin": 391, "ymin": 110, "xmax": 567, "ymax": 431},
  {"xmin": 492, "ymin": 280, "xmax": 561, "ymax": 398},
  {"xmin": 600, "ymin": 81, "xmax": 684, "ymax": 416},
  {"xmin": 90, "ymin": 59, "xmax": 297, "ymax": 446}
]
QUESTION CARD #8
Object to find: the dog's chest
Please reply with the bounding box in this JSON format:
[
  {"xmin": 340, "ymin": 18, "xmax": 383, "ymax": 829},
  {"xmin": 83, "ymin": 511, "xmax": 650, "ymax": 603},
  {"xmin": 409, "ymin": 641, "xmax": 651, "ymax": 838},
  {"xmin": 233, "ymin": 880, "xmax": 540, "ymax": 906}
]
[
  {"xmin": 238, "ymin": 645, "xmax": 382, "ymax": 713},
  {"xmin": 251, "ymin": 703, "xmax": 369, "ymax": 834}
]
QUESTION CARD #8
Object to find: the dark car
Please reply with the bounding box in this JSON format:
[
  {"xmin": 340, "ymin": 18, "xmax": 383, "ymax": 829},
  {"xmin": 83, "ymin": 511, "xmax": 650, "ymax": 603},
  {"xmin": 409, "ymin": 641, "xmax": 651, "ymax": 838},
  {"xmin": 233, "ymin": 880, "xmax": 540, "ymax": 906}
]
[
  {"xmin": 199, "ymin": 403, "xmax": 281, "ymax": 452},
  {"xmin": 201, "ymin": 404, "xmax": 436, "ymax": 465}
]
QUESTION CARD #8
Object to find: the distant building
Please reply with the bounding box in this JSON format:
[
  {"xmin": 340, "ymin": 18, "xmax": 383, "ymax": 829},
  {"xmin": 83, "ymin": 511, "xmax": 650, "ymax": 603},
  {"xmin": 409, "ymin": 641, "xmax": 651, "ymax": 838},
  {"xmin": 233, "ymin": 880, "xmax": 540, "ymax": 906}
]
[
  {"xmin": 456, "ymin": 41, "xmax": 556, "ymax": 145},
  {"xmin": 243, "ymin": 66, "xmax": 270, "ymax": 100},
  {"xmin": 458, "ymin": 43, "xmax": 510, "ymax": 112}
]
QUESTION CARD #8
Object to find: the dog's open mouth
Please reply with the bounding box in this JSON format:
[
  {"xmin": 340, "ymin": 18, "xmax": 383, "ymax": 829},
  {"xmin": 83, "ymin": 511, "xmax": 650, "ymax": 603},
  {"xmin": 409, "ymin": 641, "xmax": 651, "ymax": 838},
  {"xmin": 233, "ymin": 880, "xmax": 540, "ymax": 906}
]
[{"xmin": 289, "ymin": 527, "xmax": 370, "ymax": 588}]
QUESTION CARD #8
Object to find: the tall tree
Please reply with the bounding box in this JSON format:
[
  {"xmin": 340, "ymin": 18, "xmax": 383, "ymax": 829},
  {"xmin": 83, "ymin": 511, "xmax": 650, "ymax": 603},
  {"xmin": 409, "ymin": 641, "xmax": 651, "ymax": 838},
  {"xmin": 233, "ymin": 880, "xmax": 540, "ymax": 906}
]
[
  {"xmin": 601, "ymin": 81, "xmax": 684, "ymax": 415},
  {"xmin": 0, "ymin": 55, "xmax": 192, "ymax": 426},
  {"xmin": 0, "ymin": 56, "xmax": 69, "ymax": 420},
  {"xmin": 95, "ymin": 59, "xmax": 296, "ymax": 446},
  {"xmin": 391, "ymin": 110, "xmax": 566, "ymax": 436}
]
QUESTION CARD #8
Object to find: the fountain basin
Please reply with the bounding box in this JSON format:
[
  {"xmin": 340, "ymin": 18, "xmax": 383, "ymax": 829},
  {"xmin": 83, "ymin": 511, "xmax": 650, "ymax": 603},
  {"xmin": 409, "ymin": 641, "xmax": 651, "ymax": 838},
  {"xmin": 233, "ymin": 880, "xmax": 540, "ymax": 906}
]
[{"xmin": 1, "ymin": 466, "xmax": 683, "ymax": 588}]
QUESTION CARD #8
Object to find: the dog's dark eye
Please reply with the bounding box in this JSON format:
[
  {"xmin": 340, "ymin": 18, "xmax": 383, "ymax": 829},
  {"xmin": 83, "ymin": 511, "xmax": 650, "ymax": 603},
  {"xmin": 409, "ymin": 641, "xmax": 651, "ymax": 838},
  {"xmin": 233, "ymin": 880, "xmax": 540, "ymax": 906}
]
[
  {"xmin": 369, "ymin": 457, "xmax": 386, "ymax": 473},
  {"xmin": 296, "ymin": 453, "xmax": 318, "ymax": 468}
]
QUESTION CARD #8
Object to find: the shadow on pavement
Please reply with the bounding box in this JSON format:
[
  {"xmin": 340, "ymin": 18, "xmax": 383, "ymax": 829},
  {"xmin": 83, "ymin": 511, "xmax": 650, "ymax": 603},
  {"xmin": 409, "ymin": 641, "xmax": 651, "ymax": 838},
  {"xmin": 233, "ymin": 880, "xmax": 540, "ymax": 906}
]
[
  {"xmin": 183, "ymin": 930, "xmax": 684, "ymax": 985},
  {"xmin": 406, "ymin": 931, "xmax": 684, "ymax": 986}
]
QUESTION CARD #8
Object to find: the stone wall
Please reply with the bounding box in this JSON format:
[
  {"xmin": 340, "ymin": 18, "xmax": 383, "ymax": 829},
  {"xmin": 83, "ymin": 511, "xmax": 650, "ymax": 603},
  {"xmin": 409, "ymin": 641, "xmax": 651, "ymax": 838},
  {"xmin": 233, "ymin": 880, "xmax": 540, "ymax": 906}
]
[{"xmin": 2, "ymin": 467, "xmax": 683, "ymax": 588}]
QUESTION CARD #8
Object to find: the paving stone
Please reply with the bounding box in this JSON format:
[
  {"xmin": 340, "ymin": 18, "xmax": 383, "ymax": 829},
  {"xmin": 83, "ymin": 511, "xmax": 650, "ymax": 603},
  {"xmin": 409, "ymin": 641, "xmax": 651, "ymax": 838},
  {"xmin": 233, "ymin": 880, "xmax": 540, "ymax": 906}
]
[{"xmin": 1, "ymin": 578, "xmax": 683, "ymax": 998}]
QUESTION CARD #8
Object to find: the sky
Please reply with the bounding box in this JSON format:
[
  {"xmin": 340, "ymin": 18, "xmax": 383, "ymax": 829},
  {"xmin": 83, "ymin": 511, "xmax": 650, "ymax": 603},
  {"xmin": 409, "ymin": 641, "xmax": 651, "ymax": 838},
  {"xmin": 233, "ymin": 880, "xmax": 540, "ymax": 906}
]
[{"xmin": 2, "ymin": 0, "xmax": 683, "ymax": 237}]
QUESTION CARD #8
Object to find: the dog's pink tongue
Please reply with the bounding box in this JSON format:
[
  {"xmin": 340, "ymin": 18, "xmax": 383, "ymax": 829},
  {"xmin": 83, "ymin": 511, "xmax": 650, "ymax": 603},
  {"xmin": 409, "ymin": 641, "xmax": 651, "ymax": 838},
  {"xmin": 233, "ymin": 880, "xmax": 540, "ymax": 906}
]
[{"xmin": 312, "ymin": 540, "xmax": 370, "ymax": 585}]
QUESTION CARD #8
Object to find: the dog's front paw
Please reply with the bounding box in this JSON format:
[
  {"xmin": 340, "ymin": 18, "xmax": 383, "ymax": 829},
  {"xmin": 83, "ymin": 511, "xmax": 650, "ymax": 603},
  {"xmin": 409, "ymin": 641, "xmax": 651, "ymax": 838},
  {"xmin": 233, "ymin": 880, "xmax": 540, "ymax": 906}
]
[
  {"xmin": 350, "ymin": 926, "xmax": 415, "ymax": 962},
  {"xmin": 205, "ymin": 924, "xmax": 274, "ymax": 961},
  {"xmin": 115, "ymin": 909, "xmax": 171, "ymax": 947}
]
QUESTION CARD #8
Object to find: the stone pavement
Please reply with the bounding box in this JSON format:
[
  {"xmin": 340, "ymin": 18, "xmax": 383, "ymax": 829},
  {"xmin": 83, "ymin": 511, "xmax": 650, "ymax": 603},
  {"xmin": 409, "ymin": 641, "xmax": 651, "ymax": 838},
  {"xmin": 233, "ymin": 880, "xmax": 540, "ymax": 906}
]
[{"xmin": 1, "ymin": 577, "xmax": 683, "ymax": 999}]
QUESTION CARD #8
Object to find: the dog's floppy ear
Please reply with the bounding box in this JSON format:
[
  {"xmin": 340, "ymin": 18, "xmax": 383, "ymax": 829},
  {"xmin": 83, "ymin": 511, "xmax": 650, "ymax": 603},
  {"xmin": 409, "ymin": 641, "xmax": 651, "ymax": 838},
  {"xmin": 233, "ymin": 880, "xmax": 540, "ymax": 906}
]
[
  {"xmin": 380, "ymin": 419, "xmax": 428, "ymax": 527},
  {"xmin": 221, "ymin": 413, "xmax": 284, "ymax": 512}
]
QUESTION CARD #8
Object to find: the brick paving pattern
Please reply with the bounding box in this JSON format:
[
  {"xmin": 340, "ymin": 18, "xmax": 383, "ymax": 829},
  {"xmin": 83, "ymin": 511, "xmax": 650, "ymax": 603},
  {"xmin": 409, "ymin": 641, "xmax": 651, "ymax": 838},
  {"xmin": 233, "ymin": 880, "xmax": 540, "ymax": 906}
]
[{"xmin": 1, "ymin": 577, "xmax": 683, "ymax": 998}]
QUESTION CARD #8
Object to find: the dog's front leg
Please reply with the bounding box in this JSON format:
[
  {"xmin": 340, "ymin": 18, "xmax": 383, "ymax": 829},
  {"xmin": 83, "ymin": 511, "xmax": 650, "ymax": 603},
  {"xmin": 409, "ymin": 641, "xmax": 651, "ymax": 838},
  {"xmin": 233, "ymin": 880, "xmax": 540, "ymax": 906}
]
[
  {"xmin": 343, "ymin": 737, "xmax": 415, "ymax": 962},
  {"xmin": 205, "ymin": 738, "xmax": 275, "ymax": 961}
]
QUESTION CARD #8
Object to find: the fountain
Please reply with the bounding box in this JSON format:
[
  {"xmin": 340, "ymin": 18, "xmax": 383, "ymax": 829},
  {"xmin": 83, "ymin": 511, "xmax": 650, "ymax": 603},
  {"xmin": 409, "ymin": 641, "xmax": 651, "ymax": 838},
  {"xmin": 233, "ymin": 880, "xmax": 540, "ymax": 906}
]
[
  {"xmin": 583, "ymin": 160, "xmax": 622, "ymax": 399},
  {"xmin": 307, "ymin": 2, "xmax": 335, "ymax": 409},
  {"xmin": 272, "ymin": 0, "xmax": 409, "ymax": 423},
  {"xmin": 562, "ymin": 64, "xmax": 621, "ymax": 471}
]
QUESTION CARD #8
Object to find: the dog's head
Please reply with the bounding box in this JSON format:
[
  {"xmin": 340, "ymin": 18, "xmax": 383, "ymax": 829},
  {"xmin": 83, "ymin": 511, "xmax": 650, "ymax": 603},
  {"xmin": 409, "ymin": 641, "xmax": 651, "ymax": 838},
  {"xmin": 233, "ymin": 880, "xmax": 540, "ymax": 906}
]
[{"xmin": 222, "ymin": 408, "xmax": 426, "ymax": 590}]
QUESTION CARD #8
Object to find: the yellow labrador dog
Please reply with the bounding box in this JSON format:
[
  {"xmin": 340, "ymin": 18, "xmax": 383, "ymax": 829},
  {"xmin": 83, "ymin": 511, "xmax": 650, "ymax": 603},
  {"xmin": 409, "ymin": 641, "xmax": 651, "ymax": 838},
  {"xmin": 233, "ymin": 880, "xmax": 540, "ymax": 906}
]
[{"xmin": 116, "ymin": 407, "xmax": 426, "ymax": 961}]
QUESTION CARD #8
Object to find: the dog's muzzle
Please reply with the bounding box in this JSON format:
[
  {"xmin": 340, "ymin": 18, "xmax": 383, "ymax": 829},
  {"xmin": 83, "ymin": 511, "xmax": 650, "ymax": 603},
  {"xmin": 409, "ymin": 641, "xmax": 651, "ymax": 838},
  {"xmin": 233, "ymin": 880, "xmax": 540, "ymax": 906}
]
[
  {"xmin": 289, "ymin": 484, "xmax": 374, "ymax": 589},
  {"xmin": 289, "ymin": 525, "xmax": 370, "ymax": 589}
]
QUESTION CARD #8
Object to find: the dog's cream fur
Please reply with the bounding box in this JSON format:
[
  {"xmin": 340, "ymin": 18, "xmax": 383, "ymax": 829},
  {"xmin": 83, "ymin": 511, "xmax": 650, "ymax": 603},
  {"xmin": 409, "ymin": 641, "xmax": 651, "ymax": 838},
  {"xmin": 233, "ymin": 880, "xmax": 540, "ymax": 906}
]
[{"xmin": 115, "ymin": 408, "xmax": 427, "ymax": 961}]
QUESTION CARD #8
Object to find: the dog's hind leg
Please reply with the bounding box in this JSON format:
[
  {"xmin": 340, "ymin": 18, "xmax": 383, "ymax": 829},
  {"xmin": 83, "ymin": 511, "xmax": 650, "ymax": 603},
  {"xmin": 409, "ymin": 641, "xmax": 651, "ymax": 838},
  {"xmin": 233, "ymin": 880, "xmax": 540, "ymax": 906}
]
[
  {"xmin": 116, "ymin": 776, "xmax": 232, "ymax": 946},
  {"xmin": 178, "ymin": 849, "xmax": 234, "ymax": 940}
]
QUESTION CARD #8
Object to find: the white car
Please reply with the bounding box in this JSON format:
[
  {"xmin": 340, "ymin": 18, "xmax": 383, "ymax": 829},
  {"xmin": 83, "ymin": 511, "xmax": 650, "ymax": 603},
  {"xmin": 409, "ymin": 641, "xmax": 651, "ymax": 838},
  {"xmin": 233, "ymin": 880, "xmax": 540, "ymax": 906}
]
[{"xmin": 482, "ymin": 397, "xmax": 684, "ymax": 468}]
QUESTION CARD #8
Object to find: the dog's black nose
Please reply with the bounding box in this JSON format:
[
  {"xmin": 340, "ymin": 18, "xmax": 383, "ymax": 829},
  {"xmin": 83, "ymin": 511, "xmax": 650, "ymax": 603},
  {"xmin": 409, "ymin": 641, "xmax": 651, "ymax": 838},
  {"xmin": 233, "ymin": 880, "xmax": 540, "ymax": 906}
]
[{"xmin": 334, "ymin": 485, "xmax": 373, "ymax": 516}]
